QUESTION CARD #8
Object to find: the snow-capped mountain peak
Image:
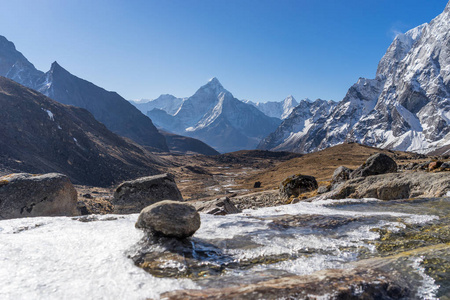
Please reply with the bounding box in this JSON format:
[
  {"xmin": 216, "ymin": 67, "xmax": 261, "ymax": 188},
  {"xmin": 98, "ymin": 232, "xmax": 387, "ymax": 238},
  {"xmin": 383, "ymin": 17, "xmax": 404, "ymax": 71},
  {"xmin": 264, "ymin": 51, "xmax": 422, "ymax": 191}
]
[
  {"xmin": 259, "ymin": 1, "xmax": 450, "ymax": 154},
  {"xmin": 376, "ymin": 23, "xmax": 427, "ymax": 78},
  {"xmin": 195, "ymin": 77, "xmax": 226, "ymax": 97},
  {"xmin": 147, "ymin": 78, "xmax": 281, "ymax": 152}
]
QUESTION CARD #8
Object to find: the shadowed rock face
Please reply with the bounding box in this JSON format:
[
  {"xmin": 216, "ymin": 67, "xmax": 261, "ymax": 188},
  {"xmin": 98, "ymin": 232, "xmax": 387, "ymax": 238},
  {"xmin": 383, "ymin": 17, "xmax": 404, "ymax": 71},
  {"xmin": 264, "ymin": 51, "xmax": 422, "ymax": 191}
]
[
  {"xmin": 0, "ymin": 76, "xmax": 163, "ymax": 187},
  {"xmin": 0, "ymin": 173, "xmax": 77, "ymax": 219},
  {"xmin": 113, "ymin": 173, "xmax": 184, "ymax": 214}
]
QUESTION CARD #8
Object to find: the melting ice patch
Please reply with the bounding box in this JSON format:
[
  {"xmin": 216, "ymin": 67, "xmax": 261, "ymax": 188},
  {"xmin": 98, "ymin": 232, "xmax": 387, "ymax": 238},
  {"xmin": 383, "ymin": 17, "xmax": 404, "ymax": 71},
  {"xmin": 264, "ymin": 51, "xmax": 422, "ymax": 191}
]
[
  {"xmin": 0, "ymin": 199, "xmax": 442, "ymax": 299},
  {"xmin": 412, "ymin": 256, "xmax": 439, "ymax": 299},
  {"xmin": 0, "ymin": 215, "xmax": 197, "ymax": 300}
]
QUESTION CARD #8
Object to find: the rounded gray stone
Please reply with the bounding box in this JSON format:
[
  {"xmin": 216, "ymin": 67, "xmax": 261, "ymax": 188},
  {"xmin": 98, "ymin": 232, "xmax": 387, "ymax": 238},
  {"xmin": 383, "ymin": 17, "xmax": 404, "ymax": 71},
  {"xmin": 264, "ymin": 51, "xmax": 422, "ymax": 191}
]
[{"xmin": 135, "ymin": 200, "xmax": 200, "ymax": 238}]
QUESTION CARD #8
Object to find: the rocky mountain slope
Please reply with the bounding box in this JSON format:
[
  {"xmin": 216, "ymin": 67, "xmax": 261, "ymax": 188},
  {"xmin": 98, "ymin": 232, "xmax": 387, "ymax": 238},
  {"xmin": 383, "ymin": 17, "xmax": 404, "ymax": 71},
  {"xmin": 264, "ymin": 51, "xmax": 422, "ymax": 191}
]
[
  {"xmin": 244, "ymin": 95, "xmax": 299, "ymax": 119},
  {"xmin": 0, "ymin": 36, "xmax": 43, "ymax": 88},
  {"xmin": 259, "ymin": 1, "xmax": 450, "ymax": 154},
  {"xmin": 148, "ymin": 78, "xmax": 281, "ymax": 153},
  {"xmin": 258, "ymin": 99, "xmax": 336, "ymax": 151},
  {"xmin": 0, "ymin": 37, "xmax": 168, "ymax": 152},
  {"xmin": 0, "ymin": 76, "xmax": 165, "ymax": 186}
]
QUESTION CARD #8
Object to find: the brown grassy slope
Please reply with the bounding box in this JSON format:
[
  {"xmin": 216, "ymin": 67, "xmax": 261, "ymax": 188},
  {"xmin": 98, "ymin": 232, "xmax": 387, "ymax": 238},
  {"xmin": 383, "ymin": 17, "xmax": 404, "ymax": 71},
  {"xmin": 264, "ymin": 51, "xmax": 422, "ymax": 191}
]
[{"xmin": 238, "ymin": 143, "xmax": 424, "ymax": 190}]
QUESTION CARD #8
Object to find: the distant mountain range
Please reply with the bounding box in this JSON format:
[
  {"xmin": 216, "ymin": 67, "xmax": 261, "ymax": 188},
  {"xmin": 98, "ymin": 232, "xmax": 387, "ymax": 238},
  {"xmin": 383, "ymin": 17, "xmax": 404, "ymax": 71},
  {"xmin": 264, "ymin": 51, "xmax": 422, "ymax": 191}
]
[
  {"xmin": 2, "ymin": 1, "xmax": 450, "ymax": 157},
  {"xmin": 0, "ymin": 36, "xmax": 168, "ymax": 152},
  {"xmin": 243, "ymin": 95, "xmax": 300, "ymax": 120},
  {"xmin": 0, "ymin": 76, "xmax": 165, "ymax": 186},
  {"xmin": 138, "ymin": 78, "xmax": 282, "ymax": 153},
  {"xmin": 131, "ymin": 94, "xmax": 185, "ymax": 116},
  {"xmin": 0, "ymin": 36, "xmax": 221, "ymax": 156},
  {"xmin": 259, "ymin": 1, "xmax": 450, "ymax": 154}
]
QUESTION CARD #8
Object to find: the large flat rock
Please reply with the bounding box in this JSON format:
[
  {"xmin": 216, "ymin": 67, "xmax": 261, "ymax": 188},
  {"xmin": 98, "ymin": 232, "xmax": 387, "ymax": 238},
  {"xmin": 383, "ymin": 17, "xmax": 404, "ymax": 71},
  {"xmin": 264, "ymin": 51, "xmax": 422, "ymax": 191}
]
[{"xmin": 329, "ymin": 172, "xmax": 450, "ymax": 200}]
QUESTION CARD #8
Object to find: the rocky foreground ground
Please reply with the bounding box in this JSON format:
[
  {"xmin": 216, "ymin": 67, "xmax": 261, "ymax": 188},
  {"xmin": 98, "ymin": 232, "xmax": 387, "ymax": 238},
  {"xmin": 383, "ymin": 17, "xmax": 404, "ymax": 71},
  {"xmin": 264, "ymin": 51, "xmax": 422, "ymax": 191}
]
[{"xmin": 1, "ymin": 144, "xmax": 450, "ymax": 299}]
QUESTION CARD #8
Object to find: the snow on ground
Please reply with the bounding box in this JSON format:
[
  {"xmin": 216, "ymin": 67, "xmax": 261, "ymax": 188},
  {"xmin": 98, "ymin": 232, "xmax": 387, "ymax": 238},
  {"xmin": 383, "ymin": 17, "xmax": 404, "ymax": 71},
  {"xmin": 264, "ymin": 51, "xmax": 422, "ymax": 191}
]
[
  {"xmin": 0, "ymin": 214, "xmax": 197, "ymax": 300},
  {"xmin": 0, "ymin": 199, "xmax": 442, "ymax": 300}
]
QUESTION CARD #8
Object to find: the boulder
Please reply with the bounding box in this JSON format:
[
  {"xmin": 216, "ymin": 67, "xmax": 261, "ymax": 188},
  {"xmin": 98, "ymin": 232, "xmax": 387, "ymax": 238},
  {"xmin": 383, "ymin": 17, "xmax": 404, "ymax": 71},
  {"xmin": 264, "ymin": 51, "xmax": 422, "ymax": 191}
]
[
  {"xmin": 189, "ymin": 197, "xmax": 241, "ymax": 215},
  {"xmin": 113, "ymin": 173, "xmax": 183, "ymax": 214},
  {"xmin": 0, "ymin": 173, "xmax": 78, "ymax": 219},
  {"xmin": 331, "ymin": 166, "xmax": 353, "ymax": 185},
  {"xmin": 328, "ymin": 172, "xmax": 450, "ymax": 200},
  {"xmin": 429, "ymin": 161, "xmax": 443, "ymax": 171},
  {"xmin": 317, "ymin": 186, "xmax": 330, "ymax": 194},
  {"xmin": 350, "ymin": 153, "xmax": 397, "ymax": 179},
  {"xmin": 135, "ymin": 200, "xmax": 200, "ymax": 238},
  {"xmin": 440, "ymin": 162, "xmax": 450, "ymax": 170},
  {"xmin": 253, "ymin": 181, "xmax": 261, "ymax": 188},
  {"xmin": 279, "ymin": 174, "xmax": 318, "ymax": 199}
]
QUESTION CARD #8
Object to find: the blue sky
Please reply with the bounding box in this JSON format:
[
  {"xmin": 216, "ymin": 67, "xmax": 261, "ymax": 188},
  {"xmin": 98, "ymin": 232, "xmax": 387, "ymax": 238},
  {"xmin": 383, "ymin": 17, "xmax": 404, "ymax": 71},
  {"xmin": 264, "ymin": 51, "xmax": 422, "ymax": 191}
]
[{"xmin": 0, "ymin": 0, "xmax": 447, "ymax": 102}]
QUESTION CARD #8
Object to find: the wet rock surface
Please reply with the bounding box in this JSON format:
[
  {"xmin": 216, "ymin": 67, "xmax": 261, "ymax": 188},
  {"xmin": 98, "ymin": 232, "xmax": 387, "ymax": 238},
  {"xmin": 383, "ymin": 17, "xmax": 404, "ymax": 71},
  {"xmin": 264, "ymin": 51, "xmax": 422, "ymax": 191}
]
[
  {"xmin": 267, "ymin": 214, "xmax": 360, "ymax": 230},
  {"xmin": 153, "ymin": 198, "xmax": 450, "ymax": 299},
  {"xmin": 162, "ymin": 264, "xmax": 412, "ymax": 300},
  {"xmin": 113, "ymin": 173, "xmax": 183, "ymax": 213},
  {"xmin": 0, "ymin": 173, "xmax": 77, "ymax": 219},
  {"xmin": 135, "ymin": 200, "xmax": 200, "ymax": 238}
]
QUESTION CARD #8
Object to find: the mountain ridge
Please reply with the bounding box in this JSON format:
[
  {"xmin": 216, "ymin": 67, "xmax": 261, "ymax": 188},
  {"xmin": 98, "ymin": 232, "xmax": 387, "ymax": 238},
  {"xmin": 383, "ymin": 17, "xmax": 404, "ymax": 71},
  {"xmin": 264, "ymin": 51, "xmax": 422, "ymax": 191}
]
[
  {"xmin": 0, "ymin": 40, "xmax": 169, "ymax": 152},
  {"xmin": 147, "ymin": 78, "xmax": 281, "ymax": 153},
  {"xmin": 0, "ymin": 76, "xmax": 165, "ymax": 186},
  {"xmin": 259, "ymin": 1, "xmax": 450, "ymax": 154}
]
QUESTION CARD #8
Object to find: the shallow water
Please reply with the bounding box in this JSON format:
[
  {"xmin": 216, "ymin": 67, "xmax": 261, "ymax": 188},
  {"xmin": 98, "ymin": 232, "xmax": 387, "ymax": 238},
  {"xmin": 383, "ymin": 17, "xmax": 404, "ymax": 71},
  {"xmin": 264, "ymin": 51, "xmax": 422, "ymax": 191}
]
[{"xmin": 1, "ymin": 198, "xmax": 448, "ymax": 299}]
